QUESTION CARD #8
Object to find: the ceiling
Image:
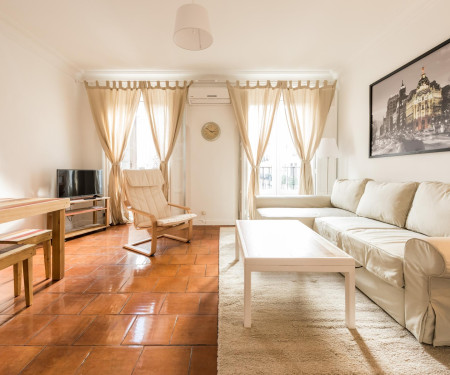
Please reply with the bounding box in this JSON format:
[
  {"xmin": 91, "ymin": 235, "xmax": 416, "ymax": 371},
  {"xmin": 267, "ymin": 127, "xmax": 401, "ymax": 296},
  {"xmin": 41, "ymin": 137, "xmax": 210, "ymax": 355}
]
[{"xmin": 0, "ymin": 0, "xmax": 441, "ymax": 77}]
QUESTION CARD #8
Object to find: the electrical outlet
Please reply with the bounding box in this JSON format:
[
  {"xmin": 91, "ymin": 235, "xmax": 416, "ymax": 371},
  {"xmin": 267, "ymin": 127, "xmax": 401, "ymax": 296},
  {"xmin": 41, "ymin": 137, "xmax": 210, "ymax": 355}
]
[{"xmin": 201, "ymin": 210, "xmax": 206, "ymax": 215}]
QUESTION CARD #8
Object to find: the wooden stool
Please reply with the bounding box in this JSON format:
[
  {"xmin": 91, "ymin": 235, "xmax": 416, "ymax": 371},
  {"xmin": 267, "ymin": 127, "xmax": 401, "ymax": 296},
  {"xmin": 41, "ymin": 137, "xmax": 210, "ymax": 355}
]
[
  {"xmin": 0, "ymin": 244, "xmax": 36, "ymax": 306},
  {"xmin": 0, "ymin": 229, "xmax": 52, "ymax": 279}
]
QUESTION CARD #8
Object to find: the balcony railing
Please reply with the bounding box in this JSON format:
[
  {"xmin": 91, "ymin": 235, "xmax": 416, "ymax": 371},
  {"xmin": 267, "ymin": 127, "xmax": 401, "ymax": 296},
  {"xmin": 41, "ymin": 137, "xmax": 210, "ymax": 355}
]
[{"xmin": 281, "ymin": 165, "xmax": 299, "ymax": 191}]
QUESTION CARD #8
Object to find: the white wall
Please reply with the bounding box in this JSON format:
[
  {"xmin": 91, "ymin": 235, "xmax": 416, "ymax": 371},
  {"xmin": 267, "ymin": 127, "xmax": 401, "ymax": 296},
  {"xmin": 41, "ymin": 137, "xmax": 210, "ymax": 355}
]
[
  {"xmin": 0, "ymin": 24, "xmax": 100, "ymax": 232},
  {"xmin": 186, "ymin": 104, "xmax": 239, "ymax": 225},
  {"xmin": 338, "ymin": 2, "xmax": 450, "ymax": 183}
]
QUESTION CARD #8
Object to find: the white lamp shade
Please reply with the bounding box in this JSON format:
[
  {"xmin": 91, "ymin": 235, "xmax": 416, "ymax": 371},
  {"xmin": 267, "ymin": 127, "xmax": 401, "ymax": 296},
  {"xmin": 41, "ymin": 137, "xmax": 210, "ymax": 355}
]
[
  {"xmin": 316, "ymin": 138, "xmax": 339, "ymax": 158},
  {"xmin": 173, "ymin": 4, "xmax": 213, "ymax": 51}
]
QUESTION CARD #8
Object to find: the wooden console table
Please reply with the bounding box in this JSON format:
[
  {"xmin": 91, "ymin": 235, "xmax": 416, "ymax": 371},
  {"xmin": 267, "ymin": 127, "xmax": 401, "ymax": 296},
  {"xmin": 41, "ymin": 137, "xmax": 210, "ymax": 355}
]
[
  {"xmin": 65, "ymin": 197, "xmax": 110, "ymax": 239},
  {"xmin": 0, "ymin": 198, "xmax": 70, "ymax": 280}
]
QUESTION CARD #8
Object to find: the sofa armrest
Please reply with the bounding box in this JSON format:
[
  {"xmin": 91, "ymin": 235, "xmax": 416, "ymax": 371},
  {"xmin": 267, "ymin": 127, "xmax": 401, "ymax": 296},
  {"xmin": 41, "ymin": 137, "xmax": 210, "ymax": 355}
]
[
  {"xmin": 404, "ymin": 237, "xmax": 450, "ymax": 346},
  {"xmin": 255, "ymin": 195, "xmax": 332, "ymax": 209},
  {"xmin": 405, "ymin": 237, "xmax": 450, "ymax": 277}
]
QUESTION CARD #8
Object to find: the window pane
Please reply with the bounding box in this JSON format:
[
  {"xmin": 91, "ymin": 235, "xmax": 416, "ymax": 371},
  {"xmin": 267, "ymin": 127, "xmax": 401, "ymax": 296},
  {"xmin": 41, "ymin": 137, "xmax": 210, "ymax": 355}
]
[
  {"xmin": 258, "ymin": 104, "xmax": 300, "ymax": 195},
  {"xmin": 122, "ymin": 100, "xmax": 159, "ymax": 170}
]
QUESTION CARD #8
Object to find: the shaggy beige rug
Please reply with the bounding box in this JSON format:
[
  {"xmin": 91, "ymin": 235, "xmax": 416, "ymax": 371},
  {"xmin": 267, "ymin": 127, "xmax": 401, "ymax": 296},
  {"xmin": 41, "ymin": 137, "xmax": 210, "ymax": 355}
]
[{"xmin": 218, "ymin": 227, "xmax": 450, "ymax": 375}]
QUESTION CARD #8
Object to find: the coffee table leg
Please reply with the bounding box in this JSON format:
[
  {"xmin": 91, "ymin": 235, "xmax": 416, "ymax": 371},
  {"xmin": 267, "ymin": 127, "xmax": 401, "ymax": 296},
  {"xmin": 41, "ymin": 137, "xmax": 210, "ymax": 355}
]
[
  {"xmin": 345, "ymin": 269, "xmax": 355, "ymax": 329},
  {"xmin": 244, "ymin": 265, "xmax": 251, "ymax": 327},
  {"xmin": 235, "ymin": 230, "xmax": 240, "ymax": 261}
]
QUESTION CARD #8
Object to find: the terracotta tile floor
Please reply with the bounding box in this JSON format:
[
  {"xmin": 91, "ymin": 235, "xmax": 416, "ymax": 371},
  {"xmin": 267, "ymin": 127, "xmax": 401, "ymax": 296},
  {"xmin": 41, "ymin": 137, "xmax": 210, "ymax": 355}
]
[{"xmin": 0, "ymin": 224, "xmax": 219, "ymax": 374}]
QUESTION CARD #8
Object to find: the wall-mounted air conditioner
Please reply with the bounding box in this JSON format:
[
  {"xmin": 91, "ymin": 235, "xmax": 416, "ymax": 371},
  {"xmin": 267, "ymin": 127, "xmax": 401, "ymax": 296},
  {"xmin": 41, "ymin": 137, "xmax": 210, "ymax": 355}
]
[{"xmin": 188, "ymin": 83, "xmax": 230, "ymax": 105}]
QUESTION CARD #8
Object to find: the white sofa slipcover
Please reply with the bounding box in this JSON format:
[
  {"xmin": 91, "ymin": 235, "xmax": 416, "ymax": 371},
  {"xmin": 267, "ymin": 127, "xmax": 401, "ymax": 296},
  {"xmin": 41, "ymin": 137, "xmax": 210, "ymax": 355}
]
[{"xmin": 254, "ymin": 179, "xmax": 450, "ymax": 346}]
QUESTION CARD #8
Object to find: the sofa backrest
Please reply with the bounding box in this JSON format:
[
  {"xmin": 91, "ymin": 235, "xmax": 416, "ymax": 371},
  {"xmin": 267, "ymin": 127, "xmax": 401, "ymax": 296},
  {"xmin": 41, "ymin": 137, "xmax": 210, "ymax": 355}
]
[
  {"xmin": 355, "ymin": 181, "xmax": 418, "ymax": 227},
  {"xmin": 405, "ymin": 182, "xmax": 450, "ymax": 237},
  {"xmin": 330, "ymin": 179, "xmax": 370, "ymax": 213}
]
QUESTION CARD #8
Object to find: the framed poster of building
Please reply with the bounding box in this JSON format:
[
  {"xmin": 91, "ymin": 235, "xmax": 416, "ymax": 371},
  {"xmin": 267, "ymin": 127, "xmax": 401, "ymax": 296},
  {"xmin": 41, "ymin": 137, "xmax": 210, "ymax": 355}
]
[{"xmin": 370, "ymin": 38, "xmax": 450, "ymax": 158}]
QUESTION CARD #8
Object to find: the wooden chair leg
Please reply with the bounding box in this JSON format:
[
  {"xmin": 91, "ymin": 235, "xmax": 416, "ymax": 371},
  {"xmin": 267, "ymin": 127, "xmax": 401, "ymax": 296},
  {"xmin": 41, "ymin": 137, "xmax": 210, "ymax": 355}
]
[
  {"xmin": 187, "ymin": 220, "xmax": 193, "ymax": 242},
  {"xmin": 43, "ymin": 240, "xmax": 51, "ymax": 279},
  {"xmin": 13, "ymin": 263, "xmax": 22, "ymax": 297},
  {"xmin": 150, "ymin": 236, "xmax": 158, "ymax": 256},
  {"xmin": 149, "ymin": 224, "xmax": 158, "ymax": 256},
  {"xmin": 23, "ymin": 257, "xmax": 33, "ymax": 307}
]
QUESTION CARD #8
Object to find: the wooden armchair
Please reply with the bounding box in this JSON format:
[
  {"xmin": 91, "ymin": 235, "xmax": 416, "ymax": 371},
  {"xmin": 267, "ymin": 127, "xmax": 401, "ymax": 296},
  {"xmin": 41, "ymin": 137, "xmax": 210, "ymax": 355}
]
[{"xmin": 122, "ymin": 169, "xmax": 197, "ymax": 256}]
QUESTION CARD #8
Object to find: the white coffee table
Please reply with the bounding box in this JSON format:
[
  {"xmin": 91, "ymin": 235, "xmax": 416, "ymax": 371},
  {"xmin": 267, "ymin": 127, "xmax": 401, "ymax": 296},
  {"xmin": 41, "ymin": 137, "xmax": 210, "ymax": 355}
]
[{"xmin": 235, "ymin": 220, "xmax": 356, "ymax": 328}]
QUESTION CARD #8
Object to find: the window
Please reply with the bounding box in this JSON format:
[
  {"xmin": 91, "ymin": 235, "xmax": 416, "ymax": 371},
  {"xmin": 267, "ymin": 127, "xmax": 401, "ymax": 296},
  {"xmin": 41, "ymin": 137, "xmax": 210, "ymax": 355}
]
[
  {"xmin": 258, "ymin": 106, "xmax": 300, "ymax": 195},
  {"xmin": 121, "ymin": 97, "xmax": 186, "ymax": 207},
  {"xmin": 122, "ymin": 99, "xmax": 159, "ymax": 170}
]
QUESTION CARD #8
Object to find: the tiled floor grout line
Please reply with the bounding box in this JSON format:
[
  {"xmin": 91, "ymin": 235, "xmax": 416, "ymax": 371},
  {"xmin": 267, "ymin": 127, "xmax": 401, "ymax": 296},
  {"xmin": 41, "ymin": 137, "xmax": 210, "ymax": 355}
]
[
  {"xmin": 23, "ymin": 315, "xmax": 57, "ymax": 345},
  {"xmin": 71, "ymin": 315, "xmax": 97, "ymax": 345},
  {"xmin": 130, "ymin": 345, "xmax": 145, "ymax": 375},
  {"xmin": 119, "ymin": 315, "xmax": 137, "ymax": 346},
  {"xmin": 168, "ymin": 315, "xmax": 179, "ymax": 345},
  {"xmin": 18, "ymin": 345, "xmax": 46, "ymax": 375},
  {"xmin": 73, "ymin": 345, "xmax": 94, "ymax": 374}
]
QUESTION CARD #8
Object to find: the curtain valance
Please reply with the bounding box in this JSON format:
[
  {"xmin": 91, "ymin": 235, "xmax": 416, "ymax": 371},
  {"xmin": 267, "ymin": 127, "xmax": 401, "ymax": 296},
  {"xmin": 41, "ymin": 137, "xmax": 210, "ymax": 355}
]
[
  {"xmin": 85, "ymin": 81, "xmax": 141, "ymax": 89},
  {"xmin": 139, "ymin": 81, "xmax": 192, "ymax": 90}
]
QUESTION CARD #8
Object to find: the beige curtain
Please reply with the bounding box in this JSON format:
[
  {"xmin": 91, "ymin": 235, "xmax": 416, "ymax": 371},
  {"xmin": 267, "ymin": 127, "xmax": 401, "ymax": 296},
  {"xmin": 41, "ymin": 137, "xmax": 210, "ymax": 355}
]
[
  {"xmin": 85, "ymin": 81, "xmax": 141, "ymax": 225},
  {"xmin": 140, "ymin": 81, "xmax": 191, "ymax": 199},
  {"xmin": 227, "ymin": 81, "xmax": 282, "ymax": 219},
  {"xmin": 282, "ymin": 81, "xmax": 336, "ymax": 195}
]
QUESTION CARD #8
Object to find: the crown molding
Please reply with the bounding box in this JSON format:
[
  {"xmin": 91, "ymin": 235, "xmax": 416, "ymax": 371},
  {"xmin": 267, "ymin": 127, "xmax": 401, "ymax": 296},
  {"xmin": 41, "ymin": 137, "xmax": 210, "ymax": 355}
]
[
  {"xmin": 0, "ymin": 14, "xmax": 81, "ymax": 79},
  {"xmin": 80, "ymin": 69, "xmax": 338, "ymax": 82}
]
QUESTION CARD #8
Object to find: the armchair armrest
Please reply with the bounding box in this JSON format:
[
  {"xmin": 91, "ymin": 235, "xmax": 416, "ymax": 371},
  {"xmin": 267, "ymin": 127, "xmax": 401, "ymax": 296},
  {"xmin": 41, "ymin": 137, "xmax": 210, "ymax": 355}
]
[
  {"xmin": 168, "ymin": 203, "xmax": 192, "ymax": 213},
  {"xmin": 255, "ymin": 195, "xmax": 332, "ymax": 209},
  {"xmin": 124, "ymin": 200, "xmax": 157, "ymax": 222}
]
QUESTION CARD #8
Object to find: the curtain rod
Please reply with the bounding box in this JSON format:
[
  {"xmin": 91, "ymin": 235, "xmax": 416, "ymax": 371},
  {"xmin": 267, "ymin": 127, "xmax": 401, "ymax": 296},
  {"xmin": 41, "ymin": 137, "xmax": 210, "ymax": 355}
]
[{"xmin": 79, "ymin": 78, "xmax": 337, "ymax": 86}]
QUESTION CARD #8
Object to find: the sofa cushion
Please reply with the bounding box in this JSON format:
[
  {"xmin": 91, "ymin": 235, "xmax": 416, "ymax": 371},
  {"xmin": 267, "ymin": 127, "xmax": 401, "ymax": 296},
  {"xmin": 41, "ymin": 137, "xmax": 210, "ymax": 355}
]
[
  {"xmin": 331, "ymin": 179, "xmax": 370, "ymax": 213},
  {"xmin": 341, "ymin": 228, "xmax": 427, "ymax": 288},
  {"xmin": 314, "ymin": 216, "xmax": 398, "ymax": 248},
  {"xmin": 356, "ymin": 181, "xmax": 418, "ymax": 227},
  {"xmin": 255, "ymin": 207, "xmax": 356, "ymax": 228},
  {"xmin": 405, "ymin": 182, "xmax": 450, "ymax": 237}
]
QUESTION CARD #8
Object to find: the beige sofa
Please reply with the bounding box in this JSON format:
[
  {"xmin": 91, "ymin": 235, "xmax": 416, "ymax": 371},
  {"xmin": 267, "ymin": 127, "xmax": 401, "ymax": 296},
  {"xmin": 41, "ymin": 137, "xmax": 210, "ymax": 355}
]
[{"xmin": 255, "ymin": 179, "xmax": 450, "ymax": 346}]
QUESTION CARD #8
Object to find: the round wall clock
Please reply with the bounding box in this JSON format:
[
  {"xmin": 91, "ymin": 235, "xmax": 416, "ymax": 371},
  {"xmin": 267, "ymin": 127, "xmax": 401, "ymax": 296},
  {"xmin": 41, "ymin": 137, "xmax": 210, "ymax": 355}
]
[{"xmin": 201, "ymin": 122, "xmax": 221, "ymax": 141}]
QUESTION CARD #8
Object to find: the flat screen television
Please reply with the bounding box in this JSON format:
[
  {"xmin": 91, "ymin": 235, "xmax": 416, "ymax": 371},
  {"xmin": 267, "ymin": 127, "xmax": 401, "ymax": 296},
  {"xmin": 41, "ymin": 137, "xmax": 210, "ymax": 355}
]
[{"xmin": 57, "ymin": 169, "xmax": 103, "ymax": 199}]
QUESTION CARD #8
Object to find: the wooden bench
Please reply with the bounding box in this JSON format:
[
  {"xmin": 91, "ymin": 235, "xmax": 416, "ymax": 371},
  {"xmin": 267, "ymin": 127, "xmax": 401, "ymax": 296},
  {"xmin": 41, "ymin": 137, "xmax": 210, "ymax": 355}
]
[
  {"xmin": 0, "ymin": 229, "xmax": 52, "ymax": 279},
  {"xmin": 0, "ymin": 244, "xmax": 36, "ymax": 306}
]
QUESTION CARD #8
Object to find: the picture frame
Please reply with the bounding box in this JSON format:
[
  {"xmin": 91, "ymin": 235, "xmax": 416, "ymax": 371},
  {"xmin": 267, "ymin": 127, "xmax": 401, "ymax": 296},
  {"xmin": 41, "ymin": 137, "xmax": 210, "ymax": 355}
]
[{"xmin": 369, "ymin": 38, "xmax": 450, "ymax": 158}]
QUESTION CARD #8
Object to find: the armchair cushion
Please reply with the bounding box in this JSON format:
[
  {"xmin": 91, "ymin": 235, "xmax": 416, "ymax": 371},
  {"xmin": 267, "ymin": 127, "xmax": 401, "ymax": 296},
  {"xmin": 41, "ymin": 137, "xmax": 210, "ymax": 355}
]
[
  {"xmin": 157, "ymin": 213, "xmax": 197, "ymax": 227},
  {"xmin": 123, "ymin": 169, "xmax": 171, "ymax": 226}
]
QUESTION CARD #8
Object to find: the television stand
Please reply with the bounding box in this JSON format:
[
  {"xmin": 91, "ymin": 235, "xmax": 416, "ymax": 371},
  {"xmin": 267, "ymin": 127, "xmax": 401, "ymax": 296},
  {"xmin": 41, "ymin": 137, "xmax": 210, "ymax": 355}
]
[{"xmin": 65, "ymin": 197, "xmax": 110, "ymax": 239}]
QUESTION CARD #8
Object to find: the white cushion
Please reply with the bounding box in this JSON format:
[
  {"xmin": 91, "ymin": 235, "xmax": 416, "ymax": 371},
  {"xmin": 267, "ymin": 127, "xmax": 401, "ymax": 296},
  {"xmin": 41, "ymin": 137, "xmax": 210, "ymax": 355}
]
[
  {"xmin": 123, "ymin": 169, "xmax": 171, "ymax": 226},
  {"xmin": 356, "ymin": 181, "xmax": 418, "ymax": 227},
  {"xmin": 314, "ymin": 216, "xmax": 398, "ymax": 248},
  {"xmin": 331, "ymin": 179, "xmax": 370, "ymax": 213},
  {"xmin": 256, "ymin": 207, "xmax": 356, "ymax": 228},
  {"xmin": 157, "ymin": 213, "xmax": 197, "ymax": 226},
  {"xmin": 124, "ymin": 169, "xmax": 165, "ymax": 188},
  {"xmin": 341, "ymin": 228, "xmax": 426, "ymax": 288},
  {"xmin": 405, "ymin": 182, "xmax": 450, "ymax": 237}
]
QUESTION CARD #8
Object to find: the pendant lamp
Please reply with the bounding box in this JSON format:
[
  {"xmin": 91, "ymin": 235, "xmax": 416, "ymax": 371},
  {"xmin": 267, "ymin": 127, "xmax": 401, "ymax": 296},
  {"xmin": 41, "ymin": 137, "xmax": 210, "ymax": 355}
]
[{"xmin": 173, "ymin": 3, "xmax": 213, "ymax": 51}]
